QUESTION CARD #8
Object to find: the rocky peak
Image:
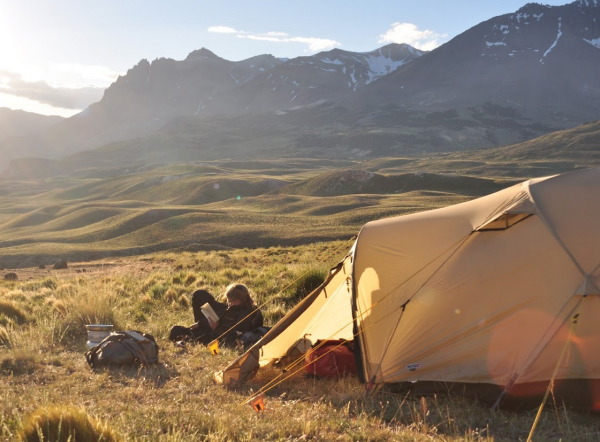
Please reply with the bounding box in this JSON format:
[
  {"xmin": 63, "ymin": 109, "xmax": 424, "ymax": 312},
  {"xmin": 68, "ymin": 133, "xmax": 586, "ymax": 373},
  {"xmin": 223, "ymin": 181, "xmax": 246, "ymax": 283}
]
[{"xmin": 185, "ymin": 47, "xmax": 220, "ymax": 61}]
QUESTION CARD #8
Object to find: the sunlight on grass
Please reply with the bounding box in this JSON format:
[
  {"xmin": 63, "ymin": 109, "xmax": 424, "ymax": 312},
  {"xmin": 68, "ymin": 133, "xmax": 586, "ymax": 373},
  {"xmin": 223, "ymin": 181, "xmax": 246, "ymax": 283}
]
[{"xmin": 0, "ymin": 242, "xmax": 598, "ymax": 440}]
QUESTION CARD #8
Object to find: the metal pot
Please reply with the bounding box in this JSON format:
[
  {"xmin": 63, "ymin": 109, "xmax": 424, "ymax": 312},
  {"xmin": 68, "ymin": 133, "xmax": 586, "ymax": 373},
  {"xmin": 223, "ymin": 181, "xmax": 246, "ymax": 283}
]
[{"xmin": 85, "ymin": 324, "xmax": 113, "ymax": 348}]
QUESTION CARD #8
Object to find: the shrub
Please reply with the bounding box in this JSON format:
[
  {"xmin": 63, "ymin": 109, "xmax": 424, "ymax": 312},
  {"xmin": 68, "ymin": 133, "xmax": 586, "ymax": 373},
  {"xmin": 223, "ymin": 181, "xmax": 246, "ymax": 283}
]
[{"xmin": 19, "ymin": 406, "xmax": 122, "ymax": 442}]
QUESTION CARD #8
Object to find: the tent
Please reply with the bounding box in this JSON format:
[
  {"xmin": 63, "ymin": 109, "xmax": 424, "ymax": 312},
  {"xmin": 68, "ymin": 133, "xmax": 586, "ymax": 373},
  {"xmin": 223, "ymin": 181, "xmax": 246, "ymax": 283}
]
[{"xmin": 215, "ymin": 168, "xmax": 600, "ymax": 408}]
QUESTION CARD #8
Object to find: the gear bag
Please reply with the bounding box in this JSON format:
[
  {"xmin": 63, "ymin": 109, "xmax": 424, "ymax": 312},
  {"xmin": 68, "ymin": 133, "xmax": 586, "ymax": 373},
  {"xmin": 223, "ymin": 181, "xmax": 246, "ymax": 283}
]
[
  {"xmin": 304, "ymin": 339, "xmax": 357, "ymax": 379},
  {"xmin": 85, "ymin": 330, "xmax": 159, "ymax": 368}
]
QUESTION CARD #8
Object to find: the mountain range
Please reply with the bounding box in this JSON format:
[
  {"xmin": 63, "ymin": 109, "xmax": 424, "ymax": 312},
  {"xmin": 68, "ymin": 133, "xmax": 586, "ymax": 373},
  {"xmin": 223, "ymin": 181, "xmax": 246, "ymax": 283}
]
[{"xmin": 1, "ymin": 0, "xmax": 599, "ymax": 175}]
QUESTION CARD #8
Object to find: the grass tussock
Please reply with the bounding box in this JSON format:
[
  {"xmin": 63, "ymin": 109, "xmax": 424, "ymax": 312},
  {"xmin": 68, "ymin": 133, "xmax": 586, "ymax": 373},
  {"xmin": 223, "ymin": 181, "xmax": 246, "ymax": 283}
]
[
  {"xmin": 284, "ymin": 267, "xmax": 327, "ymax": 306},
  {"xmin": 0, "ymin": 325, "xmax": 11, "ymax": 348},
  {"xmin": 19, "ymin": 406, "xmax": 122, "ymax": 442},
  {"xmin": 1, "ymin": 350, "xmax": 39, "ymax": 375},
  {"xmin": 0, "ymin": 300, "xmax": 28, "ymax": 325}
]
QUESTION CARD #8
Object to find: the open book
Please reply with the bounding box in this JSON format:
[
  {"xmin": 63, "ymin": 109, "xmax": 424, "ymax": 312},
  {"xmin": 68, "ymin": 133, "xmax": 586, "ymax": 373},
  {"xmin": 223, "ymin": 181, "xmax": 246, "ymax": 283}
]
[{"xmin": 201, "ymin": 303, "xmax": 219, "ymax": 323}]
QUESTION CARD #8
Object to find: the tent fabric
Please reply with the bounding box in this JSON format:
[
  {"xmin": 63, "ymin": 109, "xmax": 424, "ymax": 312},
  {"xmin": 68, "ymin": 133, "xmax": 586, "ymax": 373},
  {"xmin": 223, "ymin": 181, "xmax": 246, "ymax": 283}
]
[
  {"xmin": 354, "ymin": 168, "xmax": 600, "ymax": 389},
  {"xmin": 214, "ymin": 253, "xmax": 354, "ymax": 385},
  {"xmin": 216, "ymin": 168, "xmax": 600, "ymax": 402}
]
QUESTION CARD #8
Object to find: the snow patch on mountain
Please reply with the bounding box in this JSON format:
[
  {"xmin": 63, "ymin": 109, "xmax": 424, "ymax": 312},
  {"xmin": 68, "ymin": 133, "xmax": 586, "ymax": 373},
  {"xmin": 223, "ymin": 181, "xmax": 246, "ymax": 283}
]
[
  {"xmin": 584, "ymin": 37, "xmax": 600, "ymax": 48},
  {"xmin": 486, "ymin": 41, "xmax": 507, "ymax": 47},
  {"xmin": 515, "ymin": 13, "xmax": 530, "ymax": 22},
  {"xmin": 541, "ymin": 17, "xmax": 562, "ymax": 62},
  {"xmin": 321, "ymin": 58, "xmax": 344, "ymax": 65},
  {"xmin": 363, "ymin": 50, "xmax": 412, "ymax": 84}
]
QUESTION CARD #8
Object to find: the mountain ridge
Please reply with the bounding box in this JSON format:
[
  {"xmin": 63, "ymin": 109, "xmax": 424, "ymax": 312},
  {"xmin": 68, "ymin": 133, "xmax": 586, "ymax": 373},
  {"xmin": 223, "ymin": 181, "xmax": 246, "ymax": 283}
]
[
  {"xmin": 2, "ymin": 1, "xmax": 600, "ymax": 173},
  {"xmin": 0, "ymin": 43, "xmax": 424, "ymax": 170}
]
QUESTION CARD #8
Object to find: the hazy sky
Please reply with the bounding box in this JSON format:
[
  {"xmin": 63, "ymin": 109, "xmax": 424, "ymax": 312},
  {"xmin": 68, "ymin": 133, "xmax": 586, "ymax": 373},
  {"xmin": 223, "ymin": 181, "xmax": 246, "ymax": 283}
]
[{"xmin": 0, "ymin": 0, "xmax": 570, "ymax": 117}]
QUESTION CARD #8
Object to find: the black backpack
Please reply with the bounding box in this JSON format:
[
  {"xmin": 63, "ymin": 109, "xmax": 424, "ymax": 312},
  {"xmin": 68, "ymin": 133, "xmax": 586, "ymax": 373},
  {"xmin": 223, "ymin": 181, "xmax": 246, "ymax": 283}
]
[{"xmin": 85, "ymin": 330, "xmax": 159, "ymax": 368}]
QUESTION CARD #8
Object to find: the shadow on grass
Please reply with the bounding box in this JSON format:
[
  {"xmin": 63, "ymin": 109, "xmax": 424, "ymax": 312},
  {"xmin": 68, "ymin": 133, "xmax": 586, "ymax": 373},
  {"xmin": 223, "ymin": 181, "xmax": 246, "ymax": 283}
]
[
  {"xmin": 89, "ymin": 362, "xmax": 179, "ymax": 388},
  {"xmin": 226, "ymin": 370, "xmax": 600, "ymax": 441}
]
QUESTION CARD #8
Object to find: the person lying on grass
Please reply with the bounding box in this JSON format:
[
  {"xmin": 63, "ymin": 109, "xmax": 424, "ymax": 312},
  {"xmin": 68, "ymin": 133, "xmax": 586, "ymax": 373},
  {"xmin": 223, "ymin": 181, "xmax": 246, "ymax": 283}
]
[{"xmin": 169, "ymin": 283, "xmax": 264, "ymax": 347}]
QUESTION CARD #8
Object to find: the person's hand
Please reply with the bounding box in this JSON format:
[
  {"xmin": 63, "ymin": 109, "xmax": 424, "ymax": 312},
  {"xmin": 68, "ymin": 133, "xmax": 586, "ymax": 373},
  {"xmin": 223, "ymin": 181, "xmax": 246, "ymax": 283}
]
[
  {"xmin": 208, "ymin": 318, "xmax": 218, "ymax": 330},
  {"xmin": 189, "ymin": 322, "xmax": 200, "ymax": 330}
]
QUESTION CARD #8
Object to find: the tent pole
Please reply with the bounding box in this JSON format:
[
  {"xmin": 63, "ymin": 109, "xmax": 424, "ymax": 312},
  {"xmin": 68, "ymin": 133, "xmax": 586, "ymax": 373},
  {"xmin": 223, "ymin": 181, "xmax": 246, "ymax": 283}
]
[{"xmin": 526, "ymin": 298, "xmax": 586, "ymax": 442}]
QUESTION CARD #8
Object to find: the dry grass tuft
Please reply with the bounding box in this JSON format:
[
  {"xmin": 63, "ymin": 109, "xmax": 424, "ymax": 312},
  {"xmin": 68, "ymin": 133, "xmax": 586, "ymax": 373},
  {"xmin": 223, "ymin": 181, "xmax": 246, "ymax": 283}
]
[
  {"xmin": 0, "ymin": 325, "xmax": 11, "ymax": 347},
  {"xmin": 284, "ymin": 267, "xmax": 327, "ymax": 306},
  {"xmin": 179, "ymin": 294, "xmax": 190, "ymax": 308},
  {"xmin": 1, "ymin": 350, "xmax": 39, "ymax": 375},
  {"xmin": 184, "ymin": 273, "xmax": 196, "ymax": 286},
  {"xmin": 4, "ymin": 289, "xmax": 27, "ymax": 302},
  {"xmin": 19, "ymin": 406, "xmax": 122, "ymax": 442},
  {"xmin": 164, "ymin": 287, "xmax": 178, "ymax": 303},
  {"xmin": 0, "ymin": 300, "xmax": 28, "ymax": 324}
]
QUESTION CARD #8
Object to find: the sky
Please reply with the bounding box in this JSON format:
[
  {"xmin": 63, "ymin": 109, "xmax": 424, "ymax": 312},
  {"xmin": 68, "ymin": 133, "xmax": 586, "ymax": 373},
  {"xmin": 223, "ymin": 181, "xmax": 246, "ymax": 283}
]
[{"xmin": 0, "ymin": 0, "xmax": 571, "ymax": 118}]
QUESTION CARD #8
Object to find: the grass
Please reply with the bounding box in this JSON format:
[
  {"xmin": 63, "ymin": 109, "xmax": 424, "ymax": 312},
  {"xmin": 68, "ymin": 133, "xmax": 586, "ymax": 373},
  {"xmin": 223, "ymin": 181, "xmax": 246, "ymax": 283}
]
[{"xmin": 0, "ymin": 242, "xmax": 599, "ymax": 441}]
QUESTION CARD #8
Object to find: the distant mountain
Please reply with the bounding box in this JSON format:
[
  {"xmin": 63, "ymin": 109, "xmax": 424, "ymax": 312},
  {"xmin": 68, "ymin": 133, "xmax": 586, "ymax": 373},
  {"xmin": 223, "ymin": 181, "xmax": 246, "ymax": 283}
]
[
  {"xmin": 357, "ymin": 0, "xmax": 600, "ymax": 126},
  {"xmin": 0, "ymin": 109, "xmax": 64, "ymax": 171},
  {"xmin": 214, "ymin": 44, "xmax": 424, "ymax": 113},
  {"xmin": 0, "ymin": 44, "xmax": 423, "ymax": 168},
  {"xmin": 4, "ymin": 1, "xmax": 600, "ymax": 174},
  {"xmin": 0, "ymin": 108, "xmax": 63, "ymax": 137}
]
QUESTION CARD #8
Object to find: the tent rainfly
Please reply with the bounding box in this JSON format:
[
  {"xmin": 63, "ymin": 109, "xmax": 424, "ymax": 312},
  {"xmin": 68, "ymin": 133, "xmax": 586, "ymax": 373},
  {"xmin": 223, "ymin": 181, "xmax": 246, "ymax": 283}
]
[{"xmin": 215, "ymin": 168, "xmax": 600, "ymax": 409}]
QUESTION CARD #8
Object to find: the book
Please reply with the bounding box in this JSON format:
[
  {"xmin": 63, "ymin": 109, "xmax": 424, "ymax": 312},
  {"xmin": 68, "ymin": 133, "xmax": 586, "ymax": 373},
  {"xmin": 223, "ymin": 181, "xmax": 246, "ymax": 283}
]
[
  {"xmin": 201, "ymin": 303, "xmax": 219, "ymax": 323},
  {"xmin": 124, "ymin": 330, "xmax": 149, "ymax": 342}
]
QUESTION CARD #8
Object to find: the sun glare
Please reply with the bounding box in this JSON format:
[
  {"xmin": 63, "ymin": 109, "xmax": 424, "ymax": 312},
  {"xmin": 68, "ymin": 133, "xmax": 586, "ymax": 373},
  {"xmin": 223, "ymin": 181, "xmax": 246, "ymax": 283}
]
[
  {"xmin": 0, "ymin": 92, "xmax": 79, "ymax": 117},
  {"xmin": 0, "ymin": 11, "xmax": 19, "ymax": 73}
]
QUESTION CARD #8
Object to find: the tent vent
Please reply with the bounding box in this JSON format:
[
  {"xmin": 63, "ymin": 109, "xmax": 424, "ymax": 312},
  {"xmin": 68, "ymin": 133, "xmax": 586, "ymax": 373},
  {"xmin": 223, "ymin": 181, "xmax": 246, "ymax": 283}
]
[{"xmin": 476, "ymin": 212, "xmax": 532, "ymax": 231}]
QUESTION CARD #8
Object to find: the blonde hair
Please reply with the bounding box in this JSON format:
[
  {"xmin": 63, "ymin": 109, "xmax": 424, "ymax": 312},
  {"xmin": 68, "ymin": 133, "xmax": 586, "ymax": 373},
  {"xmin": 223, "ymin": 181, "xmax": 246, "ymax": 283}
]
[{"xmin": 224, "ymin": 283, "xmax": 255, "ymax": 309}]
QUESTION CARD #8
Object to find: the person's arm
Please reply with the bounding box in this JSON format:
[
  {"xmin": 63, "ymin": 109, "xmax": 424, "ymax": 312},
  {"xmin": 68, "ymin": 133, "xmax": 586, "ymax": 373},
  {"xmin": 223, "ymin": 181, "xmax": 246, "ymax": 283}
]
[{"xmin": 251, "ymin": 309, "xmax": 264, "ymax": 328}]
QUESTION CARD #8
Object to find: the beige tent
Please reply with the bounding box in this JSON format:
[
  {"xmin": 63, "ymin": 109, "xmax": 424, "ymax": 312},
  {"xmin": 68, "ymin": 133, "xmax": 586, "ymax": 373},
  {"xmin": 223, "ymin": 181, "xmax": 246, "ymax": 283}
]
[{"xmin": 216, "ymin": 168, "xmax": 600, "ymax": 408}]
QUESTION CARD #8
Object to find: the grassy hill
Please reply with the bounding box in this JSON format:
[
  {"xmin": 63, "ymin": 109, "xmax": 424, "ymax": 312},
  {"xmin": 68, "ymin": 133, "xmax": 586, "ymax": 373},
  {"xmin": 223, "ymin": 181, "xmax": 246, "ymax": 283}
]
[
  {"xmin": 1, "ymin": 121, "xmax": 599, "ymax": 268},
  {"xmin": 0, "ymin": 157, "xmax": 517, "ymax": 269}
]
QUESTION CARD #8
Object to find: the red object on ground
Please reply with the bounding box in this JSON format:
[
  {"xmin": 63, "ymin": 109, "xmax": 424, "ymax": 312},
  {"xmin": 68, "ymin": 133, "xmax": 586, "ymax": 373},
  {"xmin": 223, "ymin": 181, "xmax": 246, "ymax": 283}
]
[{"xmin": 304, "ymin": 340, "xmax": 357, "ymax": 378}]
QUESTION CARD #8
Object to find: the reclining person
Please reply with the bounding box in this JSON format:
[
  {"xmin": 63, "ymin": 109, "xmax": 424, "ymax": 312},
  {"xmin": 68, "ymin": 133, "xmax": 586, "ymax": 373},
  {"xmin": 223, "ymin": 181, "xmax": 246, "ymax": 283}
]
[{"xmin": 169, "ymin": 283, "xmax": 264, "ymax": 347}]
